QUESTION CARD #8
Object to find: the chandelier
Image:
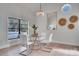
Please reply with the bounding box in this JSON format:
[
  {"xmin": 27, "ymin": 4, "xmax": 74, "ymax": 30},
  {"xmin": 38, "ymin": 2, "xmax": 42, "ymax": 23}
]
[{"xmin": 36, "ymin": 3, "xmax": 44, "ymax": 16}]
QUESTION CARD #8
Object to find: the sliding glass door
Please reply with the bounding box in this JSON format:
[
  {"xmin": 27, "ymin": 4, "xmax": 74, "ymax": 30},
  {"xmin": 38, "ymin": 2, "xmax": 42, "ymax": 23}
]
[
  {"xmin": 20, "ymin": 20, "xmax": 28, "ymax": 33},
  {"xmin": 8, "ymin": 17, "xmax": 28, "ymax": 40}
]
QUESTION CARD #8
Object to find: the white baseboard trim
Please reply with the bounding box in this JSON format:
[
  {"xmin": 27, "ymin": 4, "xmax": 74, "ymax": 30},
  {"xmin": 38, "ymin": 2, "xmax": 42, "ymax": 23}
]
[
  {"xmin": 9, "ymin": 41, "xmax": 20, "ymax": 46},
  {"xmin": 0, "ymin": 44, "xmax": 10, "ymax": 49},
  {"xmin": 0, "ymin": 41, "xmax": 20, "ymax": 49},
  {"xmin": 52, "ymin": 40, "xmax": 79, "ymax": 46}
]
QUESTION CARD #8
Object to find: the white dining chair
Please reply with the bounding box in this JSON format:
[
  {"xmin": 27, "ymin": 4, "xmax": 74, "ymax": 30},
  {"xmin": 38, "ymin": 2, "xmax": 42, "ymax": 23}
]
[
  {"xmin": 39, "ymin": 32, "xmax": 53, "ymax": 53},
  {"xmin": 19, "ymin": 32, "xmax": 33, "ymax": 56}
]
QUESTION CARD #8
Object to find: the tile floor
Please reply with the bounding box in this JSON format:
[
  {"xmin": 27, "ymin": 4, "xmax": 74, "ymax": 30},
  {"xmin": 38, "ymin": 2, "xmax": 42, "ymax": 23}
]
[{"xmin": 0, "ymin": 43, "xmax": 79, "ymax": 56}]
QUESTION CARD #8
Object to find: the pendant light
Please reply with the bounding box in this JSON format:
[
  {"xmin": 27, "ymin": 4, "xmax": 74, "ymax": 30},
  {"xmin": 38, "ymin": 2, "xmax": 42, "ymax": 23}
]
[{"xmin": 36, "ymin": 3, "xmax": 44, "ymax": 16}]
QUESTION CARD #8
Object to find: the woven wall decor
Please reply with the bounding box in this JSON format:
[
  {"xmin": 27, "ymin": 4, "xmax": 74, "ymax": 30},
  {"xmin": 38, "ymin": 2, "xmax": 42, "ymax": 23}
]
[
  {"xmin": 70, "ymin": 15, "xmax": 78, "ymax": 23},
  {"xmin": 68, "ymin": 24, "xmax": 75, "ymax": 29},
  {"xmin": 58, "ymin": 18, "xmax": 67, "ymax": 26}
]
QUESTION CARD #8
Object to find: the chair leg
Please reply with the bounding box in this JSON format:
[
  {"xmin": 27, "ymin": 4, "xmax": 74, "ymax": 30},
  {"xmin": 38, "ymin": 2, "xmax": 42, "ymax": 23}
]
[
  {"xmin": 19, "ymin": 49, "xmax": 27, "ymax": 56},
  {"xmin": 40, "ymin": 49, "xmax": 51, "ymax": 53},
  {"xmin": 40, "ymin": 43, "xmax": 52, "ymax": 53},
  {"xmin": 19, "ymin": 45, "xmax": 32, "ymax": 56}
]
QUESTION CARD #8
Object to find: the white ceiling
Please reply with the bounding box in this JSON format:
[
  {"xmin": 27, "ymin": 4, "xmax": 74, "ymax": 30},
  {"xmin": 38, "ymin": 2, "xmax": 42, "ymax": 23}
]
[
  {"xmin": 0, "ymin": 3, "xmax": 79, "ymax": 13},
  {"xmin": 0, "ymin": 3, "xmax": 79, "ymax": 14},
  {"xmin": 0, "ymin": 3, "xmax": 62, "ymax": 13},
  {"xmin": 0, "ymin": 3, "xmax": 79, "ymax": 20}
]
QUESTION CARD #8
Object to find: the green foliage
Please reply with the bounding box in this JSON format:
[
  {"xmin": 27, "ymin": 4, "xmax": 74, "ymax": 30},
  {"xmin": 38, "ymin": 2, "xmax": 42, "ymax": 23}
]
[
  {"xmin": 32, "ymin": 24, "xmax": 38, "ymax": 34},
  {"xmin": 32, "ymin": 24, "xmax": 38, "ymax": 30}
]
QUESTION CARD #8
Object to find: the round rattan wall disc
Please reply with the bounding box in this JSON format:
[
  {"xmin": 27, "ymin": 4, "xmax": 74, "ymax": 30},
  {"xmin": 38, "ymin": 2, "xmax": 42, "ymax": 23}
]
[
  {"xmin": 70, "ymin": 15, "xmax": 78, "ymax": 23},
  {"xmin": 58, "ymin": 18, "xmax": 67, "ymax": 26},
  {"xmin": 68, "ymin": 24, "xmax": 75, "ymax": 29}
]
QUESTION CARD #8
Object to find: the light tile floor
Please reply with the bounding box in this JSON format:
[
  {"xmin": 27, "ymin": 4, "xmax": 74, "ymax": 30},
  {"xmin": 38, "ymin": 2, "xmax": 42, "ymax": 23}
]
[{"xmin": 0, "ymin": 43, "xmax": 79, "ymax": 56}]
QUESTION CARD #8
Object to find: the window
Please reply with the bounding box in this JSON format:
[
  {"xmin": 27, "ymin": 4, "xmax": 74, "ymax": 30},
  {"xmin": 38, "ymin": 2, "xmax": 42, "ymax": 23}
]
[
  {"xmin": 20, "ymin": 20, "xmax": 28, "ymax": 32},
  {"xmin": 8, "ymin": 17, "xmax": 28, "ymax": 40}
]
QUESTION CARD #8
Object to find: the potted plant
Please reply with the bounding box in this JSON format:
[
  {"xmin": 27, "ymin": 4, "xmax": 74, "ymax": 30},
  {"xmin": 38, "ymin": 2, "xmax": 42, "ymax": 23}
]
[{"xmin": 32, "ymin": 24, "xmax": 38, "ymax": 36}]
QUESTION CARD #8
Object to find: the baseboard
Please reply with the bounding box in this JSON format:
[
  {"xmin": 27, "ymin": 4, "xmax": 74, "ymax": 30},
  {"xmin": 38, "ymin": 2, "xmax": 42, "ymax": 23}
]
[
  {"xmin": 9, "ymin": 41, "xmax": 20, "ymax": 46},
  {"xmin": 52, "ymin": 40, "xmax": 79, "ymax": 46},
  {"xmin": 0, "ymin": 41, "xmax": 20, "ymax": 49},
  {"xmin": 0, "ymin": 44, "xmax": 10, "ymax": 49}
]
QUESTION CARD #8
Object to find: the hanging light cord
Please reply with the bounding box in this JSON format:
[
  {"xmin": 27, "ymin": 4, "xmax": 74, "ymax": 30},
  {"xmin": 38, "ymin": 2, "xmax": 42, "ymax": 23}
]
[{"xmin": 40, "ymin": 3, "xmax": 42, "ymax": 11}]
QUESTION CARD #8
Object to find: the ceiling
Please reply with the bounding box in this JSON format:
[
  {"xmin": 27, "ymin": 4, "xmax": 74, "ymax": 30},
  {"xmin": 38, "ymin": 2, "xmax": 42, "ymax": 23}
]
[
  {"xmin": 0, "ymin": 3, "xmax": 79, "ymax": 13},
  {"xmin": 0, "ymin": 3, "xmax": 63, "ymax": 13},
  {"xmin": 0, "ymin": 3, "xmax": 79, "ymax": 20}
]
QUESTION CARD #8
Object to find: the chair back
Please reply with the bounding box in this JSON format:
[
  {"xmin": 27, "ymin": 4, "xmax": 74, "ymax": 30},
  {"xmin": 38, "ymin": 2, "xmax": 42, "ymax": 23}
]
[
  {"xmin": 20, "ymin": 32, "xmax": 27, "ymax": 47},
  {"xmin": 39, "ymin": 32, "xmax": 46, "ymax": 40},
  {"xmin": 48, "ymin": 33, "xmax": 53, "ymax": 42}
]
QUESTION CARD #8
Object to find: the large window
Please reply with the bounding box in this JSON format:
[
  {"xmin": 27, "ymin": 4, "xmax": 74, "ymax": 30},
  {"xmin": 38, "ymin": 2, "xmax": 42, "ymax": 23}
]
[
  {"xmin": 20, "ymin": 20, "xmax": 28, "ymax": 32},
  {"xmin": 8, "ymin": 17, "xmax": 28, "ymax": 40}
]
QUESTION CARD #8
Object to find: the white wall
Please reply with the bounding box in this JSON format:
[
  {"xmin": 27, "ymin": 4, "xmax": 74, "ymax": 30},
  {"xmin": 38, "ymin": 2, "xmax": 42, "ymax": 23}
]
[
  {"xmin": 36, "ymin": 15, "xmax": 47, "ymax": 33},
  {"xmin": 0, "ymin": 4, "xmax": 36, "ymax": 49},
  {"xmin": 52, "ymin": 4, "xmax": 79, "ymax": 46},
  {"xmin": 0, "ymin": 3, "xmax": 79, "ymax": 49},
  {"xmin": 36, "ymin": 4, "xmax": 79, "ymax": 46},
  {"xmin": 0, "ymin": 14, "xmax": 9, "ymax": 48}
]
